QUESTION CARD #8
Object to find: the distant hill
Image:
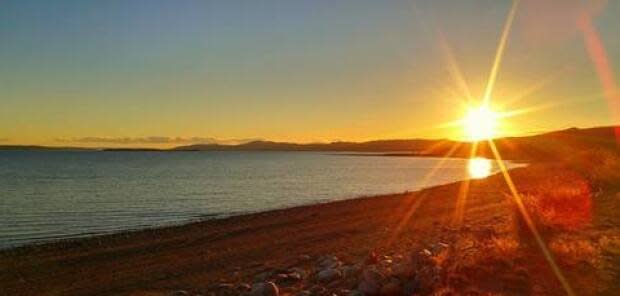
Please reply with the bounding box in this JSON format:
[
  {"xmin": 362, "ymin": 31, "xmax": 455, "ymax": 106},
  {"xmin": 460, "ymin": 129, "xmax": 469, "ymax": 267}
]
[
  {"xmin": 485, "ymin": 126, "xmax": 619, "ymax": 160},
  {"xmin": 2, "ymin": 126, "xmax": 617, "ymax": 161},
  {"xmin": 171, "ymin": 139, "xmax": 452, "ymax": 152},
  {"xmin": 101, "ymin": 148, "xmax": 163, "ymax": 152},
  {"xmin": 0, "ymin": 145, "xmax": 94, "ymax": 151},
  {"xmin": 172, "ymin": 126, "xmax": 619, "ymax": 160}
]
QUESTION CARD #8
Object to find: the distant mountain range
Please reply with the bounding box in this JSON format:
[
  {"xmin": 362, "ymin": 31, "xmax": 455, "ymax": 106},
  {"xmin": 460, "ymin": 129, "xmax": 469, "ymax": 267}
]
[
  {"xmin": 0, "ymin": 145, "xmax": 93, "ymax": 151},
  {"xmin": 171, "ymin": 138, "xmax": 442, "ymax": 152},
  {"xmin": 1, "ymin": 126, "xmax": 618, "ymax": 161},
  {"xmin": 171, "ymin": 126, "xmax": 619, "ymax": 160}
]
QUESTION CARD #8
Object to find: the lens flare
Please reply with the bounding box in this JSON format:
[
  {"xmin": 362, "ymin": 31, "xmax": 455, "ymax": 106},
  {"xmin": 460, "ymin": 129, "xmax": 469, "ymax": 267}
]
[{"xmin": 439, "ymin": 1, "xmax": 576, "ymax": 295}]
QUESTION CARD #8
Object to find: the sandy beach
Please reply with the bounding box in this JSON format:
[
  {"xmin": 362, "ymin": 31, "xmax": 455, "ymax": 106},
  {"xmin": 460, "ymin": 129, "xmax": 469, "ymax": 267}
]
[{"xmin": 2, "ymin": 161, "xmax": 619, "ymax": 296}]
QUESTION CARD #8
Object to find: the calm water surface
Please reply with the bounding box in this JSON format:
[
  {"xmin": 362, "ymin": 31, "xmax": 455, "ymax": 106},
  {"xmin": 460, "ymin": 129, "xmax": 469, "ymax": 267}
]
[{"xmin": 0, "ymin": 151, "xmax": 518, "ymax": 249}]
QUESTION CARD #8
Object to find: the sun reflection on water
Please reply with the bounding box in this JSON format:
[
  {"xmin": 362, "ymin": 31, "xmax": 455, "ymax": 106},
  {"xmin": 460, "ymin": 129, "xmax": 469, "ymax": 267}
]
[{"xmin": 468, "ymin": 157, "xmax": 492, "ymax": 179}]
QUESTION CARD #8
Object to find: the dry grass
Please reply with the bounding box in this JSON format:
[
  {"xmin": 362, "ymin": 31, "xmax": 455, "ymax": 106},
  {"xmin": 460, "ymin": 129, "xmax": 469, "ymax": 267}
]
[
  {"xmin": 567, "ymin": 148, "xmax": 620, "ymax": 187},
  {"xmin": 518, "ymin": 173, "xmax": 593, "ymax": 232},
  {"xmin": 440, "ymin": 234, "xmax": 531, "ymax": 295},
  {"xmin": 549, "ymin": 236, "xmax": 601, "ymax": 267},
  {"xmin": 512, "ymin": 148, "xmax": 619, "ymax": 233},
  {"xmin": 598, "ymin": 235, "xmax": 620, "ymax": 255},
  {"xmin": 486, "ymin": 236, "xmax": 520, "ymax": 260}
]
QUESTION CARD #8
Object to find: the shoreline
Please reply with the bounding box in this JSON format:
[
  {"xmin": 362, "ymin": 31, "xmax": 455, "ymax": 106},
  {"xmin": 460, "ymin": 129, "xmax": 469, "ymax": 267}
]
[
  {"xmin": 0, "ymin": 166, "xmax": 533, "ymax": 293},
  {"xmin": 1, "ymin": 163, "xmax": 617, "ymax": 295},
  {"xmin": 2, "ymin": 159, "xmax": 525, "ymax": 252},
  {"xmin": 1, "ymin": 177, "xmax": 474, "ymax": 254}
]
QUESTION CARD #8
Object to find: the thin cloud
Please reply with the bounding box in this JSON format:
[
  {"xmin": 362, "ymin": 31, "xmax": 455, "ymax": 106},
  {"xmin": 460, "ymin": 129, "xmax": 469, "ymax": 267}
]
[
  {"xmin": 0, "ymin": 138, "xmax": 8, "ymax": 142},
  {"xmin": 55, "ymin": 137, "xmax": 261, "ymax": 145}
]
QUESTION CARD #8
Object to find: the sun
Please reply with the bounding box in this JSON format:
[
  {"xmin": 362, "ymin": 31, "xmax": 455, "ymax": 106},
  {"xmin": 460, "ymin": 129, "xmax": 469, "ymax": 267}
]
[{"xmin": 463, "ymin": 105, "xmax": 499, "ymax": 141}]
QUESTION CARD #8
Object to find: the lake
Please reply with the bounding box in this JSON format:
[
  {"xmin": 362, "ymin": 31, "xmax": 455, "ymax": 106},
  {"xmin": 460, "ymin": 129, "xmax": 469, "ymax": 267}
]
[{"xmin": 0, "ymin": 151, "xmax": 518, "ymax": 249}]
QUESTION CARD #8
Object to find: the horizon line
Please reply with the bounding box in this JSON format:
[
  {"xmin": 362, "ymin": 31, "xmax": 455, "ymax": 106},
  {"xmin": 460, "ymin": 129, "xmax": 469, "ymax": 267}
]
[{"xmin": 1, "ymin": 124, "xmax": 618, "ymax": 150}]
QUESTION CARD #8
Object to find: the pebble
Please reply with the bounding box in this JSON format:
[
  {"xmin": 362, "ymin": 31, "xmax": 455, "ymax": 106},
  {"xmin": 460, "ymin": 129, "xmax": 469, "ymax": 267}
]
[
  {"xmin": 402, "ymin": 279, "xmax": 420, "ymax": 296},
  {"xmin": 379, "ymin": 278, "xmax": 401, "ymax": 296},
  {"xmin": 357, "ymin": 280, "xmax": 380, "ymax": 296},
  {"xmin": 415, "ymin": 266, "xmax": 441, "ymax": 293},
  {"xmin": 250, "ymin": 282, "xmax": 279, "ymax": 296},
  {"xmin": 171, "ymin": 291, "xmax": 189, "ymax": 296},
  {"xmin": 378, "ymin": 259, "xmax": 393, "ymax": 268},
  {"xmin": 346, "ymin": 290, "xmax": 364, "ymax": 296},
  {"xmin": 317, "ymin": 268, "xmax": 342, "ymax": 283},
  {"xmin": 200, "ymin": 243, "xmax": 460, "ymax": 296},
  {"xmin": 411, "ymin": 249, "xmax": 434, "ymax": 269},
  {"xmin": 357, "ymin": 269, "xmax": 385, "ymax": 296},
  {"xmin": 340, "ymin": 265, "xmax": 359, "ymax": 279},
  {"xmin": 216, "ymin": 283, "xmax": 237, "ymax": 296},
  {"xmin": 254, "ymin": 271, "xmax": 274, "ymax": 283},
  {"xmin": 318, "ymin": 256, "xmax": 342, "ymax": 269},
  {"xmin": 430, "ymin": 243, "xmax": 449, "ymax": 256},
  {"xmin": 299, "ymin": 254, "xmax": 312, "ymax": 261},
  {"xmin": 275, "ymin": 273, "xmax": 302, "ymax": 286},
  {"xmin": 237, "ymin": 283, "xmax": 252, "ymax": 292},
  {"xmin": 338, "ymin": 289, "xmax": 351, "ymax": 295},
  {"xmin": 392, "ymin": 262, "xmax": 415, "ymax": 279},
  {"xmin": 289, "ymin": 267, "xmax": 307, "ymax": 279},
  {"xmin": 362, "ymin": 269, "xmax": 385, "ymax": 286},
  {"xmin": 288, "ymin": 272, "xmax": 303, "ymax": 281},
  {"xmin": 309, "ymin": 285, "xmax": 327, "ymax": 296},
  {"xmin": 365, "ymin": 251, "xmax": 379, "ymax": 265}
]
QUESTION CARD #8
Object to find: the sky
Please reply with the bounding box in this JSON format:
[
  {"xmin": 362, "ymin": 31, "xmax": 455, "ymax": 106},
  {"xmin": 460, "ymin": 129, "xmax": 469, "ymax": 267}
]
[{"xmin": 1, "ymin": 0, "xmax": 619, "ymax": 147}]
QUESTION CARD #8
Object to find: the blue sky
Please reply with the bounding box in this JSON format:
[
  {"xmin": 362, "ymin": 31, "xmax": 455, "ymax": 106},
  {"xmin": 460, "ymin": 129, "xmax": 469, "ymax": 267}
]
[{"xmin": 1, "ymin": 0, "xmax": 618, "ymax": 146}]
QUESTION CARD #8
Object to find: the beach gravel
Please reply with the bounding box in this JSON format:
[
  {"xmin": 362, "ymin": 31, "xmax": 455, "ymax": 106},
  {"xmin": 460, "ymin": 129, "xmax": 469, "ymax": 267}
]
[
  {"xmin": 316, "ymin": 268, "xmax": 342, "ymax": 283},
  {"xmin": 250, "ymin": 282, "xmax": 279, "ymax": 296}
]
